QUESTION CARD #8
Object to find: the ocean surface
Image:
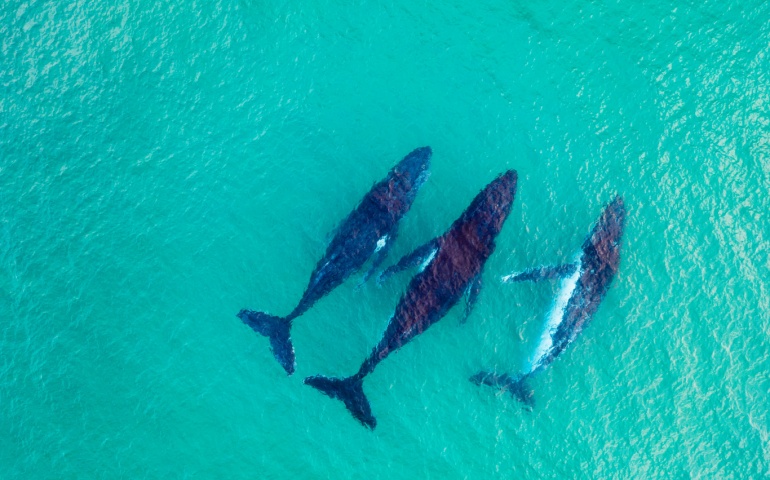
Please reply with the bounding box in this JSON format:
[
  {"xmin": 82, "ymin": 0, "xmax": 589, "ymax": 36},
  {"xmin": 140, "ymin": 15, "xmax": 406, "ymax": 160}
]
[{"xmin": 2, "ymin": 0, "xmax": 769, "ymax": 477}]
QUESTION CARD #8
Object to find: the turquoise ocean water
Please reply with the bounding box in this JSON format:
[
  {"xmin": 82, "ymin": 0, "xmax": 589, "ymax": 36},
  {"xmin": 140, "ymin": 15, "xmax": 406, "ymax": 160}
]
[{"xmin": 2, "ymin": 0, "xmax": 769, "ymax": 477}]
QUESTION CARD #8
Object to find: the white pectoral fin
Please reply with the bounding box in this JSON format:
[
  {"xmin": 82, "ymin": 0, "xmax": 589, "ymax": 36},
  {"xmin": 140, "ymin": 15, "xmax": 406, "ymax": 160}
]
[
  {"xmin": 502, "ymin": 263, "xmax": 579, "ymax": 284},
  {"xmin": 502, "ymin": 269, "xmax": 531, "ymax": 283},
  {"xmin": 501, "ymin": 272, "xmax": 519, "ymax": 283},
  {"xmin": 377, "ymin": 238, "xmax": 439, "ymax": 285},
  {"xmin": 418, "ymin": 248, "xmax": 437, "ymax": 272}
]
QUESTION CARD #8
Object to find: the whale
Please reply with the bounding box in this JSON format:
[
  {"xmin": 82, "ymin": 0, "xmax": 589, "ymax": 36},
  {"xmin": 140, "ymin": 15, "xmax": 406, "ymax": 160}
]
[
  {"xmin": 304, "ymin": 171, "xmax": 518, "ymax": 428},
  {"xmin": 238, "ymin": 147, "xmax": 432, "ymax": 375},
  {"xmin": 471, "ymin": 196, "xmax": 626, "ymax": 407}
]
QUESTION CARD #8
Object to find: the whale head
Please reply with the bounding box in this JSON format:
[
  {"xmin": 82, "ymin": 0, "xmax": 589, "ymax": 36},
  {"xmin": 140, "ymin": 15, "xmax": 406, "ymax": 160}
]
[
  {"xmin": 393, "ymin": 145, "xmax": 431, "ymax": 193},
  {"xmin": 377, "ymin": 146, "xmax": 432, "ymax": 216},
  {"xmin": 584, "ymin": 195, "xmax": 626, "ymax": 275},
  {"xmin": 460, "ymin": 169, "xmax": 518, "ymax": 245}
]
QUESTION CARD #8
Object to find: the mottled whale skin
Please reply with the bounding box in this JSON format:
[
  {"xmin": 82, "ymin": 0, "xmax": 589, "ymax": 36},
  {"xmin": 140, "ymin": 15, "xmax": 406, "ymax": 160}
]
[
  {"xmin": 472, "ymin": 196, "xmax": 626, "ymax": 407},
  {"xmin": 305, "ymin": 171, "xmax": 518, "ymax": 429},
  {"xmin": 238, "ymin": 147, "xmax": 432, "ymax": 375}
]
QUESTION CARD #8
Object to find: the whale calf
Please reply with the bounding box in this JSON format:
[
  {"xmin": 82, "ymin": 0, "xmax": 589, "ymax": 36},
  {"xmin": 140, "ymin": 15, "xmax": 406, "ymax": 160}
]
[
  {"xmin": 238, "ymin": 147, "xmax": 432, "ymax": 375},
  {"xmin": 305, "ymin": 171, "xmax": 518, "ymax": 428},
  {"xmin": 471, "ymin": 196, "xmax": 626, "ymax": 407}
]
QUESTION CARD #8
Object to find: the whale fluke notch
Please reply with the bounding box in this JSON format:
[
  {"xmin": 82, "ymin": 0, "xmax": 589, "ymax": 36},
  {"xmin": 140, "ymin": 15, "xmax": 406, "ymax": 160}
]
[
  {"xmin": 304, "ymin": 375, "xmax": 376, "ymax": 429},
  {"xmin": 237, "ymin": 310, "xmax": 295, "ymax": 375},
  {"xmin": 470, "ymin": 371, "xmax": 534, "ymax": 409}
]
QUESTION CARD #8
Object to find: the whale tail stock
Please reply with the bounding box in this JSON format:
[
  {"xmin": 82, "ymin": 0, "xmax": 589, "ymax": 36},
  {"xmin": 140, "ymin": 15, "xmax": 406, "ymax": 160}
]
[
  {"xmin": 470, "ymin": 371, "xmax": 535, "ymax": 409},
  {"xmin": 237, "ymin": 309, "xmax": 296, "ymax": 375},
  {"xmin": 304, "ymin": 374, "xmax": 376, "ymax": 429}
]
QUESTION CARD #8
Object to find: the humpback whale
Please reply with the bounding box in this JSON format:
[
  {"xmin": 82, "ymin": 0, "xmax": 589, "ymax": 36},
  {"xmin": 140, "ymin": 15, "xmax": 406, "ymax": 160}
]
[
  {"xmin": 471, "ymin": 196, "xmax": 626, "ymax": 407},
  {"xmin": 238, "ymin": 147, "xmax": 432, "ymax": 375},
  {"xmin": 305, "ymin": 171, "xmax": 518, "ymax": 428}
]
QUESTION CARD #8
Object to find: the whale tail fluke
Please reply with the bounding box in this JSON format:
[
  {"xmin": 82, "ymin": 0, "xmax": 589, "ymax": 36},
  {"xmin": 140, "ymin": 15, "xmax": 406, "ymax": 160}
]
[
  {"xmin": 237, "ymin": 309, "xmax": 295, "ymax": 375},
  {"xmin": 470, "ymin": 371, "xmax": 535, "ymax": 409},
  {"xmin": 304, "ymin": 375, "xmax": 376, "ymax": 429}
]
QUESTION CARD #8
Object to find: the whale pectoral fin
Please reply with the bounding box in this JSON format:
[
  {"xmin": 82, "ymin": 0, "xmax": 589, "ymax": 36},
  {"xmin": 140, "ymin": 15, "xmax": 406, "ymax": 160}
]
[
  {"xmin": 377, "ymin": 238, "xmax": 439, "ymax": 285},
  {"xmin": 358, "ymin": 232, "xmax": 396, "ymax": 289},
  {"xmin": 502, "ymin": 263, "xmax": 578, "ymax": 283},
  {"xmin": 460, "ymin": 274, "xmax": 483, "ymax": 324}
]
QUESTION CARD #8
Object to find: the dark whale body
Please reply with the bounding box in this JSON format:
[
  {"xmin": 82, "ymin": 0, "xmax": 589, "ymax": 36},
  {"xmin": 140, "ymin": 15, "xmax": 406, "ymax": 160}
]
[
  {"xmin": 238, "ymin": 147, "xmax": 432, "ymax": 375},
  {"xmin": 472, "ymin": 196, "xmax": 626, "ymax": 407},
  {"xmin": 305, "ymin": 171, "xmax": 518, "ymax": 429}
]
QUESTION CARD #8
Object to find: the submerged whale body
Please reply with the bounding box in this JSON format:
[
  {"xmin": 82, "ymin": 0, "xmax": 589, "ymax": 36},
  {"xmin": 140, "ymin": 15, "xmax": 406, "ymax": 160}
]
[
  {"xmin": 238, "ymin": 147, "xmax": 432, "ymax": 375},
  {"xmin": 305, "ymin": 171, "xmax": 518, "ymax": 429},
  {"xmin": 472, "ymin": 196, "xmax": 626, "ymax": 406}
]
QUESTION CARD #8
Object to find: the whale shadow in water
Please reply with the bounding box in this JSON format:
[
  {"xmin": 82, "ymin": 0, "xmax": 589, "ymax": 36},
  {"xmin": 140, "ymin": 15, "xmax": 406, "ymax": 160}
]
[{"xmin": 238, "ymin": 147, "xmax": 432, "ymax": 375}]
